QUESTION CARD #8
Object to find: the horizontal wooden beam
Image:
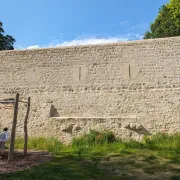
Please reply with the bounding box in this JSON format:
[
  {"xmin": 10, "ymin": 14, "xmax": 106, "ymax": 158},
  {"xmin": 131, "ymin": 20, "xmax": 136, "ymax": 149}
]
[
  {"xmin": 0, "ymin": 100, "xmax": 28, "ymax": 104},
  {"xmin": 0, "ymin": 100, "xmax": 15, "ymax": 104}
]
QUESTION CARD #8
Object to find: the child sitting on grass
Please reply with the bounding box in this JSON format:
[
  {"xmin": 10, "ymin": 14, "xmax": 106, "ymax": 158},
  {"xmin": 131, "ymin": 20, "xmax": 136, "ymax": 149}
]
[{"xmin": 0, "ymin": 127, "xmax": 8, "ymax": 156}]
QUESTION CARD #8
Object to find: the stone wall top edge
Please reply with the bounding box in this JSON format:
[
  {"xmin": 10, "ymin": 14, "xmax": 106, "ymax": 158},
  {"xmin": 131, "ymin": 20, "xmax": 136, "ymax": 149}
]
[{"xmin": 0, "ymin": 36, "xmax": 180, "ymax": 54}]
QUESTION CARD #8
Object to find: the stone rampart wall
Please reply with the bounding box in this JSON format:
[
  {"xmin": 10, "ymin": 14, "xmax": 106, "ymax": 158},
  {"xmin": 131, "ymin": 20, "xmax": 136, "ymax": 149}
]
[{"xmin": 0, "ymin": 36, "xmax": 179, "ymax": 142}]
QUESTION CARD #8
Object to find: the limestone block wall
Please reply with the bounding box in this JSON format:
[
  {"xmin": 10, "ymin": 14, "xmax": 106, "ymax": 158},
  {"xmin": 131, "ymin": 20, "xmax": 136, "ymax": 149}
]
[{"xmin": 0, "ymin": 36, "xmax": 180, "ymax": 143}]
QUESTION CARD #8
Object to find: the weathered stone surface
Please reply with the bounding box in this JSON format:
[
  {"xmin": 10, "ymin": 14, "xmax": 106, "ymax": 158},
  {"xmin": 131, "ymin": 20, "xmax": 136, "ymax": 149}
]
[
  {"xmin": 48, "ymin": 118, "xmax": 141, "ymax": 143},
  {"xmin": 0, "ymin": 36, "xmax": 180, "ymax": 143}
]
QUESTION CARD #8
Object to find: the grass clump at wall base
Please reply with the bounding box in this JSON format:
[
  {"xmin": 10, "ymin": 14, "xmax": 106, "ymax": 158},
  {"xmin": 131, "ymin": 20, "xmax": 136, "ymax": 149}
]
[
  {"xmin": 123, "ymin": 139, "xmax": 144, "ymax": 149},
  {"xmin": 13, "ymin": 131, "xmax": 180, "ymax": 159},
  {"xmin": 71, "ymin": 130, "xmax": 116, "ymax": 156},
  {"xmin": 143, "ymin": 133, "xmax": 180, "ymax": 153},
  {"xmin": 71, "ymin": 131, "xmax": 180, "ymax": 157},
  {"xmin": 72, "ymin": 130, "xmax": 116, "ymax": 147},
  {"xmin": 14, "ymin": 137, "xmax": 63, "ymax": 154}
]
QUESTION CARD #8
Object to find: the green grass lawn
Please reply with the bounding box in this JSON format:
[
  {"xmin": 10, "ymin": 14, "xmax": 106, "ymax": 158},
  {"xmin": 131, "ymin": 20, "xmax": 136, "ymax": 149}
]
[
  {"xmin": 0, "ymin": 151, "xmax": 179, "ymax": 180},
  {"xmin": 0, "ymin": 131, "xmax": 180, "ymax": 180}
]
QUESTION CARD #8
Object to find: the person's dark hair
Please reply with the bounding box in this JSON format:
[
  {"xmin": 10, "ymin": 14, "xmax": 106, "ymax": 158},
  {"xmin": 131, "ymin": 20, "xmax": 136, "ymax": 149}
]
[{"xmin": 3, "ymin": 127, "xmax": 8, "ymax": 131}]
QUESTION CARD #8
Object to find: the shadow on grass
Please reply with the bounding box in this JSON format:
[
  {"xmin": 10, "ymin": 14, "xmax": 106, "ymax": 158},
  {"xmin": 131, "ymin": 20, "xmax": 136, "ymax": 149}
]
[
  {"xmin": 170, "ymin": 175, "xmax": 180, "ymax": 180},
  {"xmin": 0, "ymin": 155, "xmax": 120, "ymax": 180},
  {"xmin": 0, "ymin": 153, "xmax": 179, "ymax": 180}
]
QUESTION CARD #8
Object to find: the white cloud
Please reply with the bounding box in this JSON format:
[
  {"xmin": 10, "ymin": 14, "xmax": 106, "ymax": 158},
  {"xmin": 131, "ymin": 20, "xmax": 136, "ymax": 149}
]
[
  {"xmin": 50, "ymin": 36, "xmax": 128, "ymax": 47},
  {"xmin": 23, "ymin": 33, "xmax": 142, "ymax": 50},
  {"xmin": 26, "ymin": 45, "xmax": 41, "ymax": 49},
  {"xmin": 14, "ymin": 21, "xmax": 147, "ymax": 50},
  {"xmin": 51, "ymin": 33, "xmax": 143, "ymax": 47}
]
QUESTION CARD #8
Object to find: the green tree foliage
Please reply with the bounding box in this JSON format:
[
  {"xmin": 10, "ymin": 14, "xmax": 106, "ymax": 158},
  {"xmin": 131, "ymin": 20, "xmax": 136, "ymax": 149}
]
[
  {"xmin": 144, "ymin": 0, "xmax": 180, "ymax": 39},
  {"xmin": 0, "ymin": 21, "xmax": 15, "ymax": 50}
]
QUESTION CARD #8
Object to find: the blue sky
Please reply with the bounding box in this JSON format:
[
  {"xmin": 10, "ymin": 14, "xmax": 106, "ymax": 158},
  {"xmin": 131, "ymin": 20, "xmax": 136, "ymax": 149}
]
[{"xmin": 1, "ymin": 0, "xmax": 169, "ymax": 49}]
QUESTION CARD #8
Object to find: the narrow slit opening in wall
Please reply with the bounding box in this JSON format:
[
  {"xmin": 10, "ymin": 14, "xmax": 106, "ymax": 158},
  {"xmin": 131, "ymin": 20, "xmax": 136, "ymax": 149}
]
[
  {"xmin": 129, "ymin": 65, "xmax": 131, "ymax": 78},
  {"xmin": 79, "ymin": 67, "xmax": 81, "ymax": 81},
  {"xmin": 33, "ymin": 69, "xmax": 36, "ymax": 81}
]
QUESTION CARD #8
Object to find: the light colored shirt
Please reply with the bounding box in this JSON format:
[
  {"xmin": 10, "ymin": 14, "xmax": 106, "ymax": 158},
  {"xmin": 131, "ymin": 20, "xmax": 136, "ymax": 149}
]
[{"xmin": 0, "ymin": 131, "xmax": 8, "ymax": 142}]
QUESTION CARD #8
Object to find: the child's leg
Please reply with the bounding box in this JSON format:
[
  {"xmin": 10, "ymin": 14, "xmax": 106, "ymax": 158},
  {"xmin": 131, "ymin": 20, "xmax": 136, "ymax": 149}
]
[
  {"xmin": 0, "ymin": 142, "xmax": 5, "ymax": 155},
  {"xmin": 0, "ymin": 142, "xmax": 3, "ymax": 155}
]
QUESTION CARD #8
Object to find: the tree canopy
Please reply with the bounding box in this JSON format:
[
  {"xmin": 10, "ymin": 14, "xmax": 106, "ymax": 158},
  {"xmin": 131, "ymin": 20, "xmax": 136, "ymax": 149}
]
[
  {"xmin": 0, "ymin": 21, "xmax": 15, "ymax": 50},
  {"xmin": 144, "ymin": 0, "xmax": 180, "ymax": 39}
]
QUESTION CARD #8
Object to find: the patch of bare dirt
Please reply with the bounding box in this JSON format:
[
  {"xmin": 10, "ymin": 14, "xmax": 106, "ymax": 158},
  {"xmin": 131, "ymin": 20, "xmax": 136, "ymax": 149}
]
[{"xmin": 0, "ymin": 150, "xmax": 52, "ymax": 174}]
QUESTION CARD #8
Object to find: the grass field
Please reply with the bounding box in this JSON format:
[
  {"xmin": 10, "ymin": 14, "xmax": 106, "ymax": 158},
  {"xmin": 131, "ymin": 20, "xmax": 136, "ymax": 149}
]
[{"xmin": 0, "ymin": 131, "xmax": 180, "ymax": 180}]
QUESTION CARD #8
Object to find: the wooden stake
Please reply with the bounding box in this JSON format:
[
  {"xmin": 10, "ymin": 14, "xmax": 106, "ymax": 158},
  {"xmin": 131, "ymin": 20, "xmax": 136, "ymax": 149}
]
[
  {"xmin": 8, "ymin": 93, "xmax": 19, "ymax": 162},
  {"xmin": 24, "ymin": 97, "xmax": 30, "ymax": 157}
]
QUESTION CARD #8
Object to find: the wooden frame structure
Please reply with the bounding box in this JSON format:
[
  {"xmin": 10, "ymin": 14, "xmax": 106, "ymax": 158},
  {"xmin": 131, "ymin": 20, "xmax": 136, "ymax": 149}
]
[{"xmin": 0, "ymin": 93, "xmax": 31, "ymax": 162}]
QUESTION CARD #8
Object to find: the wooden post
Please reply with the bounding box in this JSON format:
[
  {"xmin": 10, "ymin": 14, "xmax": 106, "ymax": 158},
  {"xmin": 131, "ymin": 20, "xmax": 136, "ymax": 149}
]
[
  {"xmin": 24, "ymin": 97, "xmax": 30, "ymax": 157},
  {"xmin": 8, "ymin": 93, "xmax": 19, "ymax": 162}
]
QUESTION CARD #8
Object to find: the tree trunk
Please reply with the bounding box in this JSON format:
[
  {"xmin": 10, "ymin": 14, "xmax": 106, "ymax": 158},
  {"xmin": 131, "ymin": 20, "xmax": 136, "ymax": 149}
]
[
  {"xmin": 24, "ymin": 97, "xmax": 30, "ymax": 157},
  {"xmin": 8, "ymin": 93, "xmax": 19, "ymax": 162}
]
